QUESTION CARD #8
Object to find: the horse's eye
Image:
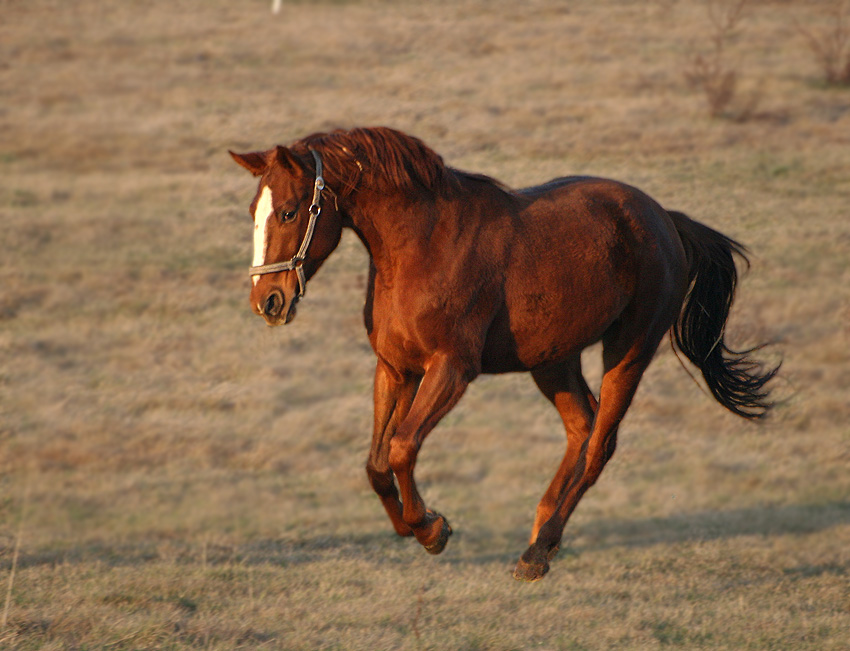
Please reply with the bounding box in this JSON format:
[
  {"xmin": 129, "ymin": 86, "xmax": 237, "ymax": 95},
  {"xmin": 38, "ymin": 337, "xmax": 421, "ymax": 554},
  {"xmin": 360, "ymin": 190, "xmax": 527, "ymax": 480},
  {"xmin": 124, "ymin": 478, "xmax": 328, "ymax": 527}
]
[{"xmin": 280, "ymin": 210, "xmax": 297, "ymax": 222}]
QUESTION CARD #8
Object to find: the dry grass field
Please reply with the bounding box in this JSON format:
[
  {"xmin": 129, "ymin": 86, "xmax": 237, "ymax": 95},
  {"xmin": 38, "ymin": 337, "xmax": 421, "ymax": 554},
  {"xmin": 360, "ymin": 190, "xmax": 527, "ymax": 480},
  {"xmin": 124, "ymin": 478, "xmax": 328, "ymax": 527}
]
[{"xmin": 2, "ymin": 0, "xmax": 849, "ymax": 648}]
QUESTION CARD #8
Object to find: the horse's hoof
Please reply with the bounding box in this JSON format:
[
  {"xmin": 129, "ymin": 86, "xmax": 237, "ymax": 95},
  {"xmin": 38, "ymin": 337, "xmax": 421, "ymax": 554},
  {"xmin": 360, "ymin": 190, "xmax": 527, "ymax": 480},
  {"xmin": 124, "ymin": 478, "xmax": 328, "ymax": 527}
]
[
  {"xmin": 423, "ymin": 515, "xmax": 452, "ymax": 555},
  {"xmin": 513, "ymin": 544, "xmax": 553, "ymax": 582},
  {"xmin": 512, "ymin": 557, "xmax": 550, "ymax": 582}
]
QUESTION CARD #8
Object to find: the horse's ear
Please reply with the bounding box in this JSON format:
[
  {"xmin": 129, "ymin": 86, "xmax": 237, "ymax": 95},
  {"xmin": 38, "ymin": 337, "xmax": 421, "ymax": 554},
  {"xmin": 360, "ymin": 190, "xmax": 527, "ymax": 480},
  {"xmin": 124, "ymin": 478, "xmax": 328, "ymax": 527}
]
[
  {"xmin": 229, "ymin": 150, "xmax": 267, "ymax": 176},
  {"xmin": 275, "ymin": 145, "xmax": 308, "ymax": 176}
]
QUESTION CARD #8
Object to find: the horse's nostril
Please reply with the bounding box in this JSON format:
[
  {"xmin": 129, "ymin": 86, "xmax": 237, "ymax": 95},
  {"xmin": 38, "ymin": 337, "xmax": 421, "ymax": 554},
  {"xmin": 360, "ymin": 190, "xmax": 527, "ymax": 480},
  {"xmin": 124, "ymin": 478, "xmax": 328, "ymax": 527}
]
[{"xmin": 263, "ymin": 291, "xmax": 283, "ymax": 317}]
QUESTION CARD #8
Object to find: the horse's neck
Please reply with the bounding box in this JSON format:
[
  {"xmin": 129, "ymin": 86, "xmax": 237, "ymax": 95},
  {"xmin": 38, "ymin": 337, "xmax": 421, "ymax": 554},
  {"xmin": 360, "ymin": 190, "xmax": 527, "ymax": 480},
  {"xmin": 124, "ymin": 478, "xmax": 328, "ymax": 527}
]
[{"xmin": 343, "ymin": 187, "xmax": 441, "ymax": 274}]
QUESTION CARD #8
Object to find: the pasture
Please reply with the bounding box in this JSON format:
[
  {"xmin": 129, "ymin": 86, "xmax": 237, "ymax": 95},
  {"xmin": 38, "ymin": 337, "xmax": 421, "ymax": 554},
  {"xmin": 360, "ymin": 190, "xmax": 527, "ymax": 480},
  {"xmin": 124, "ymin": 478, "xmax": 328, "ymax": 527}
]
[{"xmin": 1, "ymin": 0, "xmax": 848, "ymax": 648}]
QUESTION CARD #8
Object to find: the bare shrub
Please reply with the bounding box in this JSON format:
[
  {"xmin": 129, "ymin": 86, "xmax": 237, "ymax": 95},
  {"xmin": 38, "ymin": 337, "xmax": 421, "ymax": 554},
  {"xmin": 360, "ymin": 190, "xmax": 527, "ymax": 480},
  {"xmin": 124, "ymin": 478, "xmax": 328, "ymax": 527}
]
[
  {"xmin": 685, "ymin": 51, "xmax": 739, "ymax": 118},
  {"xmin": 797, "ymin": 1, "xmax": 850, "ymax": 86},
  {"xmin": 685, "ymin": 0, "xmax": 762, "ymax": 120}
]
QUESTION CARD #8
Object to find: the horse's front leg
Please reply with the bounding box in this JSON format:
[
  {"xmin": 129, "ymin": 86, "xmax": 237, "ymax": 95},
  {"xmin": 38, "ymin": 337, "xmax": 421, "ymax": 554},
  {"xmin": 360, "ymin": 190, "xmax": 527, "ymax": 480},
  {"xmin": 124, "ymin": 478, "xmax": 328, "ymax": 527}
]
[
  {"xmin": 388, "ymin": 353, "xmax": 471, "ymax": 554},
  {"xmin": 366, "ymin": 358, "xmax": 419, "ymax": 537}
]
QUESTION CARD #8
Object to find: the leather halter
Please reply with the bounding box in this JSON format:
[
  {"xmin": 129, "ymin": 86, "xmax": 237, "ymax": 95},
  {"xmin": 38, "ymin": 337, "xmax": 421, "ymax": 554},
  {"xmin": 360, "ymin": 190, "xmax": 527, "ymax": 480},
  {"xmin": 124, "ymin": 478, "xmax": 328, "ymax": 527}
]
[{"xmin": 249, "ymin": 149, "xmax": 325, "ymax": 299}]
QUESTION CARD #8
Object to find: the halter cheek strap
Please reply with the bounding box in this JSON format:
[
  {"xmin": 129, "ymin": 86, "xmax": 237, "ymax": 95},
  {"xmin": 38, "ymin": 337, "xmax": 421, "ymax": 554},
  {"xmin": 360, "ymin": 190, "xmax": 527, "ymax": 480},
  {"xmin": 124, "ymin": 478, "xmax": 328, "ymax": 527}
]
[{"xmin": 249, "ymin": 149, "xmax": 325, "ymax": 299}]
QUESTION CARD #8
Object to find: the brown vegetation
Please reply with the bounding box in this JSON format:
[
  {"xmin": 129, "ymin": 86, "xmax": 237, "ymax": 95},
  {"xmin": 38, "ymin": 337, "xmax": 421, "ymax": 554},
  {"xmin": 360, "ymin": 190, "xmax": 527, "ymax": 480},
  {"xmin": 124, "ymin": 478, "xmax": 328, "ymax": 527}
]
[
  {"xmin": 797, "ymin": 1, "xmax": 850, "ymax": 86},
  {"xmin": 1, "ymin": 0, "xmax": 848, "ymax": 649},
  {"xmin": 684, "ymin": 0, "xmax": 764, "ymax": 120}
]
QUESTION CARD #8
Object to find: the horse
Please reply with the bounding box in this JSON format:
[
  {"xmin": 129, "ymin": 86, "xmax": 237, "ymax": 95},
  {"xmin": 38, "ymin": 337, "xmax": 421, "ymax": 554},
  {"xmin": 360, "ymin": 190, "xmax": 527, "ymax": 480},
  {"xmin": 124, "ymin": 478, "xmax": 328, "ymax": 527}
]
[{"xmin": 229, "ymin": 126, "xmax": 778, "ymax": 581}]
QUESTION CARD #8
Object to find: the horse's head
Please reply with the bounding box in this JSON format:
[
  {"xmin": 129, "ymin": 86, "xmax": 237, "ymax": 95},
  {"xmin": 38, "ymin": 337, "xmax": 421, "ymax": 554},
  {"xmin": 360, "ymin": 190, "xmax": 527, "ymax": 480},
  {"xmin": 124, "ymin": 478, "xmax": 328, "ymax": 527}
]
[{"xmin": 230, "ymin": 145, "xmax": 342, "ymax": 326}]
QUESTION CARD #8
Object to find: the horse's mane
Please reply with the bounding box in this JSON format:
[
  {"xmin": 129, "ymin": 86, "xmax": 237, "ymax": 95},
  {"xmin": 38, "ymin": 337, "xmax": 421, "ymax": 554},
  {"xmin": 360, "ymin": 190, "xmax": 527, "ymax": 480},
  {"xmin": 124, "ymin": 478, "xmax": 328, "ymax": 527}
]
[{"xmin": 290, "ymin": 127, "xmax": 510, "ymax": 199}]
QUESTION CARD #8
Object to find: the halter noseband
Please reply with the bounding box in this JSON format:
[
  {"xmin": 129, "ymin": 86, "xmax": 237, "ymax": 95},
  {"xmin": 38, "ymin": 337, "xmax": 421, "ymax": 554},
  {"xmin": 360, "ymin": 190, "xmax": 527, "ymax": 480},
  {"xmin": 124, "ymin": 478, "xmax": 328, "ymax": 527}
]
[{"xmin": 249, "ymin": 149, "xmax": 326, "ymax": 299}]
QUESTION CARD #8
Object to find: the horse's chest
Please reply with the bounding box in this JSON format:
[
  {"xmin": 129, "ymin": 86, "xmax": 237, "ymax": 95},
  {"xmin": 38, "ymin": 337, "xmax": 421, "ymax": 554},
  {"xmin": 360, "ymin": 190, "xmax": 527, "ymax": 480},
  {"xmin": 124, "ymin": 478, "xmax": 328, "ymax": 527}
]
[
  {"xmin": 367, "ymin": 315, "xmax": 433, "ymax": 374},
  {"xmin": 365, "ymin": 285, "xmax": 474, "ymax": 373}
]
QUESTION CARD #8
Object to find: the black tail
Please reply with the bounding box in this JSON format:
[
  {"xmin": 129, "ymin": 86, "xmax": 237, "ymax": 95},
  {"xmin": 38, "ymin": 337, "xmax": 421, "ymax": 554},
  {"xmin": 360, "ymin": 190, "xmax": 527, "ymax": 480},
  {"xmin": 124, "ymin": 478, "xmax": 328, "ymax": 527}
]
[{"xmin": 668, "ymin": 211, "xmax": 779, "ymax": 419}]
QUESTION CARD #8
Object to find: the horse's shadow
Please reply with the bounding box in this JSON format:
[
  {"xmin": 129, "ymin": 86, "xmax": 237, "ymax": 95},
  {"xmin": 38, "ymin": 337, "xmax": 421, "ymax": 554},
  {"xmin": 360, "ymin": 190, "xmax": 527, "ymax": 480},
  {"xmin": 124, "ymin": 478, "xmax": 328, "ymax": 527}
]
[
  {"xmin": 446, "ymin": 500, "xmax": 850, "ymax": 567},
  {"xmin": 6, "ymin": 501, "xmax": 848, "ymax": 572},
  {"xmin": 570, "ymin": 500, "xmax": 850, "ymax": 552}
]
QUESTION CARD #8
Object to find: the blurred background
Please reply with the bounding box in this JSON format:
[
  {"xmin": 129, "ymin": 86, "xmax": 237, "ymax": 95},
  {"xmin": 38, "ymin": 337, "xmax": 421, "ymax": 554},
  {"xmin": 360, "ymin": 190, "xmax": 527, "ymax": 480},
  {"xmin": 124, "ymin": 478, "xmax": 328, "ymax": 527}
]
[{"xmin": 1, "ymin": 1, "xmax": 848, "ymax": 649}]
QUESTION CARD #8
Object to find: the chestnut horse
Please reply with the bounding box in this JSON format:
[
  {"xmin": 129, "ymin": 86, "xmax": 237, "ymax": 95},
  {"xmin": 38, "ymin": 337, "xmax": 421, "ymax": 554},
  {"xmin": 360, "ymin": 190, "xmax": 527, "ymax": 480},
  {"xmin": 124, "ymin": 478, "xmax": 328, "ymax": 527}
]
[{"xmin": 230, "ymin": 127, "xmax": 777, "ymax": 581}]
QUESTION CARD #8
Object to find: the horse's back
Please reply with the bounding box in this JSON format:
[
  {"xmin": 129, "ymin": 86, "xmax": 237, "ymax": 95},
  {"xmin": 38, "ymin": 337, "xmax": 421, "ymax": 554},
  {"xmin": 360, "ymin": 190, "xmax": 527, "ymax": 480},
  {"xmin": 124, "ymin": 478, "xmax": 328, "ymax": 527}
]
[
  {"xmin": 516, "ymin": 175, "xmax": 686, "ymax": 271},
  {"xmin": 516, "ymin": 175, "xmax": 600, "ymax": 199}
]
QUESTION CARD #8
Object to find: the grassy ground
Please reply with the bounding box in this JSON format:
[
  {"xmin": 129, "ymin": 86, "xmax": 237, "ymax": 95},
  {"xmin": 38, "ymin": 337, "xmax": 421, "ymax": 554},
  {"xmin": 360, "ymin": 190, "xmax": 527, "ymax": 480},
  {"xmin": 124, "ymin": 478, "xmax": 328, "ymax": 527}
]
[{"xmin": 1, "ymin": 0, "xmax": 848, "ymax": 648}]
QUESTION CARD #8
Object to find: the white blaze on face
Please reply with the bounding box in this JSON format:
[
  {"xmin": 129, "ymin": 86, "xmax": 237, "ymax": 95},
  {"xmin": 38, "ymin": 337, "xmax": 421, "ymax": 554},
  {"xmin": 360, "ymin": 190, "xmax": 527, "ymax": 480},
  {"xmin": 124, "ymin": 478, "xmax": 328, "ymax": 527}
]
[{"xmin": 252, "ymin": 185, "xmax": 274, "ymax": 286}]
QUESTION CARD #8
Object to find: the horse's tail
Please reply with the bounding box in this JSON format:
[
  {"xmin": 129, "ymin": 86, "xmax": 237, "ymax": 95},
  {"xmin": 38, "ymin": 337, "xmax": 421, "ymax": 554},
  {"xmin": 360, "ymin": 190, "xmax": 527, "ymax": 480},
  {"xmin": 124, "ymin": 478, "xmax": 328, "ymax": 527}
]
[{"xmin": 668, "ymin": 210, "xmax": 779, "ymax": 419}]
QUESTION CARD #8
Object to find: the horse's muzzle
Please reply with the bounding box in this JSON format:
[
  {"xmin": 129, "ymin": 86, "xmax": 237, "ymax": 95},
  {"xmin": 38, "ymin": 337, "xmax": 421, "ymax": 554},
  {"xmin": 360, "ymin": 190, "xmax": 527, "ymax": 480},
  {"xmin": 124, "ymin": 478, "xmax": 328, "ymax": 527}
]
[{"xmin": 255, "ymin": 289, "xmax": 297, "ymax": 326}]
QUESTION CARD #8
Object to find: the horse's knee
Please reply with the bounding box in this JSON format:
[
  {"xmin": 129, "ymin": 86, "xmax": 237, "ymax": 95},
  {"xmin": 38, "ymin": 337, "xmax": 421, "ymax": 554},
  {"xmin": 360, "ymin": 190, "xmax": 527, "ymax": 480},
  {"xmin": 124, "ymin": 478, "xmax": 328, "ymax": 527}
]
[
  {"xmin": 388, "ymin": 437, "xmax": 417, "ymax": 475},
  {"xmin": 365, "ymin": 461, "xmax": 395, "ymax": 496}
]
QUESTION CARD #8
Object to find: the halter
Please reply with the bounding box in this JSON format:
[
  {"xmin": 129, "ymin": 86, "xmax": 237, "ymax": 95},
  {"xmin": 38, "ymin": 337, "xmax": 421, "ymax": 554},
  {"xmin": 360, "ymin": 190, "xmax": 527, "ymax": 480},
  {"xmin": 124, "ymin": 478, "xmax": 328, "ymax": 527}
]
[{"xmin": 249, "ymin": 149, "xmax": 326, "ymax": 299}]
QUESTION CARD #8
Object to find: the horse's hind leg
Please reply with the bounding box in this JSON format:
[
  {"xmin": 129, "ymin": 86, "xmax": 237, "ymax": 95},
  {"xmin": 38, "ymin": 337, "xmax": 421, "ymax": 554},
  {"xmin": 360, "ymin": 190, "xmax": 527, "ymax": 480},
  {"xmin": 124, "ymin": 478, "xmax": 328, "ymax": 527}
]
[
  {"xmin": 528, "ymin": 357, "xmax": 597, "ymax": 546},
  {"xmin": 515, "ymin": 321, "xmax": 668, "ymax": 582}
]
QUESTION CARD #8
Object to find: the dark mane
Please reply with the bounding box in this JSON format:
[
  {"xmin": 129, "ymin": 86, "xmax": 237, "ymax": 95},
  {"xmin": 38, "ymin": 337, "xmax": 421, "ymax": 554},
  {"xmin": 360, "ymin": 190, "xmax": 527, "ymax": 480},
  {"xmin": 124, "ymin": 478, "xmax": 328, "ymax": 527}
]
[{"xmin": 290, "ymin": 127, "xmax": 509, "ymax": 199}]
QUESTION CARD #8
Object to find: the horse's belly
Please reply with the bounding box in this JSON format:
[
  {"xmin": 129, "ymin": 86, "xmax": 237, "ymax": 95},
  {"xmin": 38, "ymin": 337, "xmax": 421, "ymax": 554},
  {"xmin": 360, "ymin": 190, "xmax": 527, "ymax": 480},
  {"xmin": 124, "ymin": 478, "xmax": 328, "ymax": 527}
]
[
  {"xmin": 481, "ymin": 288, "xmax": 626, "ymax": 373},
  {"xmin": 480, "ymin": 323, "xmax": 604, "ymax": 374}
]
